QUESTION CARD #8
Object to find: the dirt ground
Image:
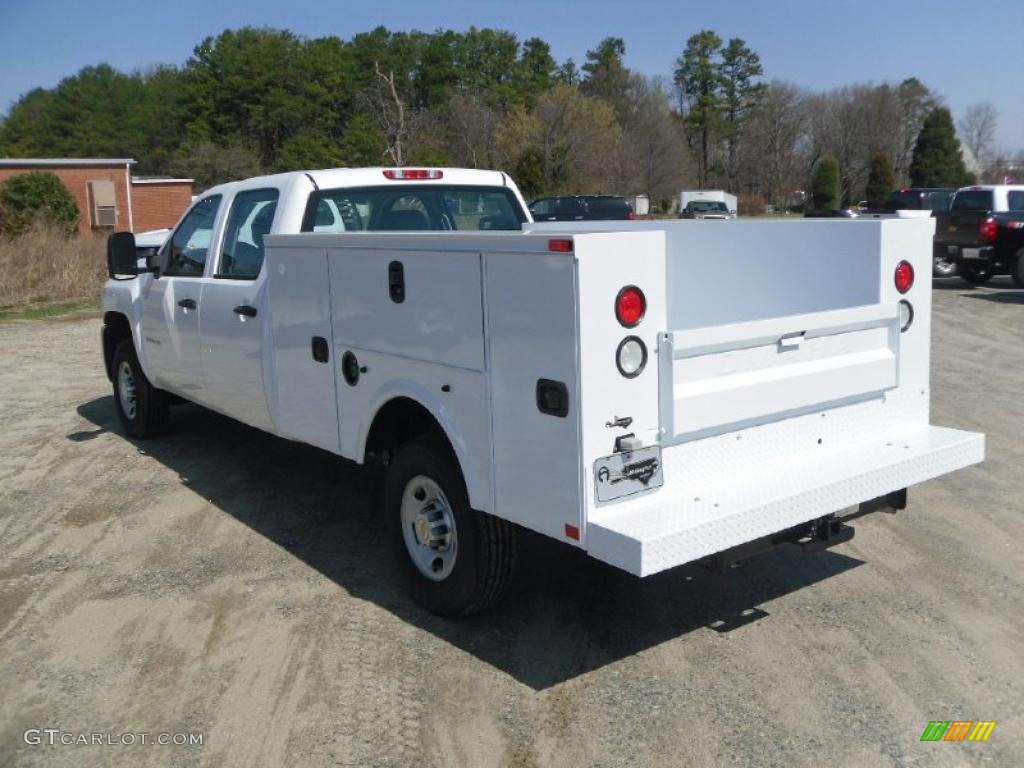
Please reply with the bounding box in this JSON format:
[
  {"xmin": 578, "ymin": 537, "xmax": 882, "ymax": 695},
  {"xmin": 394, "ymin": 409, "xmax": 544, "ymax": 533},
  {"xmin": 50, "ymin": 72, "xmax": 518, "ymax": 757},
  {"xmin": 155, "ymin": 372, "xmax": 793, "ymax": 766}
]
[{"xmin": 0, "ymin": 278, "xmax": 1021, "ymax": 768}]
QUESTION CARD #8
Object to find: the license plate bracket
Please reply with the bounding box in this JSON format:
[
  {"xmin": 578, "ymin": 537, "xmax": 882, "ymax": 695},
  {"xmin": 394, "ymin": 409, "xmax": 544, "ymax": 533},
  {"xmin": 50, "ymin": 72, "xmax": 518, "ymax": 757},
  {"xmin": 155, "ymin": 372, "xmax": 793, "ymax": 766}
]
[{"xmin": 594, "ymin": 446, "xmax": 664, "ymax": 502}]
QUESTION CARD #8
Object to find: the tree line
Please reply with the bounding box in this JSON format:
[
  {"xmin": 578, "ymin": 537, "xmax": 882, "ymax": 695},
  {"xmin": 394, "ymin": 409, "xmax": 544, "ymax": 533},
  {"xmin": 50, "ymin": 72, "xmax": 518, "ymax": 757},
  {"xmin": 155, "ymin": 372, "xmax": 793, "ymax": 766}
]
[{"xmin": 0, "ymin": 25, "xmax": 1010, "ymax": 210}]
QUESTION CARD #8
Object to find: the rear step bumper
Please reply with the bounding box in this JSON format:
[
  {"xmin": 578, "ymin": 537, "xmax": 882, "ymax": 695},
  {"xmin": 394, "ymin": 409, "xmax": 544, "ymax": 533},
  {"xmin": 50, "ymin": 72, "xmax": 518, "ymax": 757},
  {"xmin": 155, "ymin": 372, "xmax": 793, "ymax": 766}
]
[{"xmin": 586, "ymin": 425, "xmax": 984, "ymax": 576}]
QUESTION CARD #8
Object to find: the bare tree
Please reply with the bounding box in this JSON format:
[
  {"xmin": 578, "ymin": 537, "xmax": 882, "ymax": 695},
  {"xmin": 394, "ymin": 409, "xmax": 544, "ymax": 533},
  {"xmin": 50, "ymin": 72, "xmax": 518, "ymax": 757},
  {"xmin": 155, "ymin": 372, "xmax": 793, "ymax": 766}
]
[
  {"xmin": 445, "ymin": 91, "xmax": 502, "ymax": 169},
  {"xmin": 958, "ymin": 102, "xmax": 998, "ymax": 167},
  {"xmin": 740, "ymin": 81, "xmax": 808, "ymax": 207},
  {"xmin": 361, "ymin": 62, "xmax": 408, "ymax": 166},
  {"xmin": 620, "ymin": 76, "xmax": 688, "ymax": 205}
]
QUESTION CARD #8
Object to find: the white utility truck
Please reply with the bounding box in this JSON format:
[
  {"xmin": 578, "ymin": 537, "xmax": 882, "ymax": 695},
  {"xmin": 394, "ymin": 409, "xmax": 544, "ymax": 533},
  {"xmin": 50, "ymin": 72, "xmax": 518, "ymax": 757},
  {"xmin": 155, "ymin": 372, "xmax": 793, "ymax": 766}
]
[
  {"xmin": 680, "ymin": 189, "xmax": 738, "ymax": 217},
  {"xmin": 103, "ymin": 167, "xmax": 984, "ymax": 616}
]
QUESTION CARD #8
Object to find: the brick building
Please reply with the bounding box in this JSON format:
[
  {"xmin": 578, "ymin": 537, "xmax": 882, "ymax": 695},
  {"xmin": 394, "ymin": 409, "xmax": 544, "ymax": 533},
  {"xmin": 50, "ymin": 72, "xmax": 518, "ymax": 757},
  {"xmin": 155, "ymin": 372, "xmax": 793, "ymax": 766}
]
[
  {"xmin": 130, "ymin": 177, "xmax": 195, "ymax": 232},
  {"xmin": 0, "ymin": 158, "xmax": 193, "ymax": 237}
]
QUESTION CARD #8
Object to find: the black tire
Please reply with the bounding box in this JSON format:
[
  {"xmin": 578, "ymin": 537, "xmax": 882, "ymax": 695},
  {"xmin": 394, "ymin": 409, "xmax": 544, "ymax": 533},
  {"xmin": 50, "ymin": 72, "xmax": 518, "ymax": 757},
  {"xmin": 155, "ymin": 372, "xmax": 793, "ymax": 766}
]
[
  {"xmin": 112, "ymin": 339, "xmax": 169, "ymax": 438},
  {"xmin": 1012, "ymin": 249, "xmax": 1024, "ymax": 289},
  {"xmin": 932, "ymin": 256, "xmax": 959, "ymax": 278},
  {"xmin": 384, "ymin": 433, "xmax": 516, "ymax": 616},
  {"xmin": 961, "ymin": 264, "xmax": 994, "ymax": 285}
]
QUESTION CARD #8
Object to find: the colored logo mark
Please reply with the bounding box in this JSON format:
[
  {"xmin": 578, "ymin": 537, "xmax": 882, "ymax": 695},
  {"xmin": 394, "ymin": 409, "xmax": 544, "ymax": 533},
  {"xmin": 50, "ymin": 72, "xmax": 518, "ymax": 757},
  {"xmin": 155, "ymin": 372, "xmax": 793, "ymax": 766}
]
[{"xmin": 920, "ymin": 720, "xmax": 996, "ymax": 742}]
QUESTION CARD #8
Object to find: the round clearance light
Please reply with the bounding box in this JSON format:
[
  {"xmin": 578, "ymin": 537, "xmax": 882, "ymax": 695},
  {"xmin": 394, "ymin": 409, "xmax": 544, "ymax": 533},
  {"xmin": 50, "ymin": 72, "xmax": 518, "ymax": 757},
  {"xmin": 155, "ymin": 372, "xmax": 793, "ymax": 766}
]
[
  {"xmin": 616, "ymin": 336, "xmax": 647, "ymax": 378},
  {"xmin": 615, "ymin": 285, "xmax": 646, "ymax": 327},
  {"xmin": 899, "ymin": 300, "xmax": 914, "ymax": 332},
  {"xmin": 894, "ymin": 260, "xmax": 914, "ymax": 294}
]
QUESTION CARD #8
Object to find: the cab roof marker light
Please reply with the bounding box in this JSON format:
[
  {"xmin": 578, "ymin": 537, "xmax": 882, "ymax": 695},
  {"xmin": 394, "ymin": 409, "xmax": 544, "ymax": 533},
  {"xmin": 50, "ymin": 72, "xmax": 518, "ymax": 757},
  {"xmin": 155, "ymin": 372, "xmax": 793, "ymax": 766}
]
[{"xmin": 382, "ymin": 169, "xmax": 443, "ymax": 180}]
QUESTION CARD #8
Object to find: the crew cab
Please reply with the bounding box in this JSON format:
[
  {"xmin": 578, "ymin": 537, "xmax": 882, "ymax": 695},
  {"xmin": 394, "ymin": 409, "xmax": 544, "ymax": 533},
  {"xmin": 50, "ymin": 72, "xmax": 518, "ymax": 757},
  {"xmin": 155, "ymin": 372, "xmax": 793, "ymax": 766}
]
[
  {"xmin": 102, "ymin": 170, "xmax": 984, "ymax": 617},
  {"xmin": 933, "ymin": 185, "xmax": 1024, "ymax": 285}
]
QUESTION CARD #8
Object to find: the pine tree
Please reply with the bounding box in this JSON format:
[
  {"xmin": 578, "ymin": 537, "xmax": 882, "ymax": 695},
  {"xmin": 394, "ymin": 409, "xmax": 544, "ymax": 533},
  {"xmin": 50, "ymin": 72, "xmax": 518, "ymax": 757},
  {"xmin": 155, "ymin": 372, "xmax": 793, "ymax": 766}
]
[
  {"xmin": 865, "ymin": 153, "xmax": 895, "ymax": 208},
  {"xmin": 909, "ymin": 108, "xmax": 970, "ymax": 187}
]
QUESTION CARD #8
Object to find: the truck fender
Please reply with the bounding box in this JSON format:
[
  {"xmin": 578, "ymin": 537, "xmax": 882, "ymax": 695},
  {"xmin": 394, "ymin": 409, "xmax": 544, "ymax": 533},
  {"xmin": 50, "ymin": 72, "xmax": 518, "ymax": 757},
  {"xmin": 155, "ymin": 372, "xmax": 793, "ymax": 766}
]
[{"xmin": 357, "ymin": 380, "xmax": 491, "ymax": 514}]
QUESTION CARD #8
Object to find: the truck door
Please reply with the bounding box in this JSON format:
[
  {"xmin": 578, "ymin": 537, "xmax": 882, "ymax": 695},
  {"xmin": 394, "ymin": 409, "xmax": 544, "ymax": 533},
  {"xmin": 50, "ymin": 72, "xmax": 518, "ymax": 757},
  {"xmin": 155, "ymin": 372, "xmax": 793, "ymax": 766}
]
[
  {"xmin": 197, "ymin": 188, "xmax": 278, "ymax": 431},
  {"xmin": 140, "ymin": 195, "xmax": 221, "ymax": 397}
]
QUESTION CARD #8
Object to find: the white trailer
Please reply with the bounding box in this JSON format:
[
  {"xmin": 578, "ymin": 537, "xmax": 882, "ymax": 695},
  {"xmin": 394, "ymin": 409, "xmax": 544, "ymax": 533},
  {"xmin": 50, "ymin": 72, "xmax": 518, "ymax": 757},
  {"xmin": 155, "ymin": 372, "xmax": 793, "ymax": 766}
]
[
  {"xmin": 102, "ymin": 170, "xmax": 984, "ymax": 616},
  {"xmin": 680, "ymin": 189, "xmax": 738, "ymax": 215}
]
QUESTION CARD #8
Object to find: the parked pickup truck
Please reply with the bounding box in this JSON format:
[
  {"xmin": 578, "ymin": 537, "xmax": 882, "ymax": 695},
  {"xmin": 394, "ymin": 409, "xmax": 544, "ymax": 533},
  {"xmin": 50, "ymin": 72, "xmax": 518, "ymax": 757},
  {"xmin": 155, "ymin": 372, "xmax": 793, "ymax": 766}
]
[
  {"xmin": 103, "ymin": 168, "xmax": 984, "ymax": 616},
  {"xmin": 933, "ymin": 185, "xmax": 1024, "ymax": 285}
]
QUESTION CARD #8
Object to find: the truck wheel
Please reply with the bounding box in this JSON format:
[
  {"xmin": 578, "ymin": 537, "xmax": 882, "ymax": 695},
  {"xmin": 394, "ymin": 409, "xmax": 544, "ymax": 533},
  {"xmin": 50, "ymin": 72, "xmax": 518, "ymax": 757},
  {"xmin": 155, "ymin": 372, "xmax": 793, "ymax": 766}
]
[
  {"xmin": 112, "ymin": 339, "xmax": 169, "ymax": 438},
  {"xmin": 932, "ymin": 256, "xmax": 958, "ymax": 278},
  {"xmin": 960, "ymin": 265, "xmax": 993, "ymax": 285},
  {"xmin": 1012, "ymin": 250, "xmax": 1024, "ymax": 288},
  {"xmin": 384, "ymin": 434, "xmax": 516, "ymax": 616}
]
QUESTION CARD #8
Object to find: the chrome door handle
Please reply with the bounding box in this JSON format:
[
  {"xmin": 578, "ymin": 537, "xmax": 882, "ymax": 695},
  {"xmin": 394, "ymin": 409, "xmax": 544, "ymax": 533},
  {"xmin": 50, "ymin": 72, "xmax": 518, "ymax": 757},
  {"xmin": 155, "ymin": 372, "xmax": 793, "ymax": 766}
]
[
  {"xmin": 177, "ymin": 298, "xmax": 196, "ymax": 309},
  {"xmin": 233, "ymin": 305, "xmax": 257, "ymax": 317}
]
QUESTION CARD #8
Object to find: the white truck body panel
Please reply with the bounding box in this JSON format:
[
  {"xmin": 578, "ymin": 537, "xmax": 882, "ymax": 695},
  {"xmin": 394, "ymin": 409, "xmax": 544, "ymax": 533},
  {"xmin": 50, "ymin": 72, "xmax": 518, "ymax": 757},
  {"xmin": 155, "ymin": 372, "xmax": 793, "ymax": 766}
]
[{"xmin": 105, "ymin": 172, "xmax": 984, "ymax": 582}]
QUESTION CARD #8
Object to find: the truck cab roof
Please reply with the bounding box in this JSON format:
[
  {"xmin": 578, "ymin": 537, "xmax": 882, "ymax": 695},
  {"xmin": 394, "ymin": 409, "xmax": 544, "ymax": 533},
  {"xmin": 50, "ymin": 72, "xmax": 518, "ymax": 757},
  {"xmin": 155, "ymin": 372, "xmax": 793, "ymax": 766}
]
[{"xmin": 198, "ymin": 167, "xmax": 516, "ymax": 200}]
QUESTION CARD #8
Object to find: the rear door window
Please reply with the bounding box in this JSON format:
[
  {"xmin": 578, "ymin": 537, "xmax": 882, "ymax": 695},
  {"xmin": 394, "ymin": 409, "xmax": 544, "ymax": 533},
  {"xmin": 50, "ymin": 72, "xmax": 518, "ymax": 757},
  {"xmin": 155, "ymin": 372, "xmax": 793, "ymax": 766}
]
[
  {"xmin": 557, "ymin": 198, "xmax": 586, "ymax": 218},
  {"xmin": 951, "ymin": 191, "xmax": 994, "ymax": 212},
  {"xmin": 217, "ymin": 188, "xmax": 279, "ymax": 279},
  {"xmin": 583, "ymin": 196, "xmax": 631, "ymax": 217}
]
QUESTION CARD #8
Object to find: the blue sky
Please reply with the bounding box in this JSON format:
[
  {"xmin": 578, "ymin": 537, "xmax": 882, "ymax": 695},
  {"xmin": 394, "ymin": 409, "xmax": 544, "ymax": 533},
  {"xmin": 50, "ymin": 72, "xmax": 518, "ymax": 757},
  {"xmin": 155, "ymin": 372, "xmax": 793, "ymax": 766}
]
[{"xmin": 1, "ymin": 0, "xmax": 1021, "ymax": 150}]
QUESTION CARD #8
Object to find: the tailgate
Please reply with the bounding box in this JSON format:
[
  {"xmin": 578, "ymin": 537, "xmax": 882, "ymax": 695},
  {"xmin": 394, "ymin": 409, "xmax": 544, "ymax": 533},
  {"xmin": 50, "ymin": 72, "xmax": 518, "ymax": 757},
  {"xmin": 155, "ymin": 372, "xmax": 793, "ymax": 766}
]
[
  {"xmin": 659, "ymin": 302, "xmax": 899, "ymax": 441},
  {"xmin": 936, "ymin": 212, "xmax": 984, "ymax": 247}
]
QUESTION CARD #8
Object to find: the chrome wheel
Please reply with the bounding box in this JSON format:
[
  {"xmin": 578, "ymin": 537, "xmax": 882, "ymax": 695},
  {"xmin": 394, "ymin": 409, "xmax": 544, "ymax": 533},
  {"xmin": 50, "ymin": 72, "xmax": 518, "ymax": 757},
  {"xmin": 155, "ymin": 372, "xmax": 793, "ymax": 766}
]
[
  {"xmin": 933, "ymin": 257, "xmax": 958, "ymax": 277},
  {"xmin": 117, "ymin": 360, "xmax": 137, "ymax": 420},
  {"xmin": 400, "ymin": 475, "xmax": 457, "ymax": 581}
]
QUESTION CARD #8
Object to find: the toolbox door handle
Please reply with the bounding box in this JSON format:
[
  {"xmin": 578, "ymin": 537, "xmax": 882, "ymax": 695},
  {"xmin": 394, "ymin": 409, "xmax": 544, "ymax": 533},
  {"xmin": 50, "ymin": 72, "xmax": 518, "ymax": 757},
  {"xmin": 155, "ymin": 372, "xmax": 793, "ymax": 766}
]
[{"xmin": 778, "ymin": 331, "xmax": 805, "ymax": 350}]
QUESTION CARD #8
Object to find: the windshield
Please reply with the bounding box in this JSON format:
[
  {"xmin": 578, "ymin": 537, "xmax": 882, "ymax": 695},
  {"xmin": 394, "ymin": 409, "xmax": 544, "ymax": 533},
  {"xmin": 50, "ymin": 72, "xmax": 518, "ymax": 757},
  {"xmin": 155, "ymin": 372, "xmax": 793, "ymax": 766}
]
[
  {"xmin": 303, "ymin": 185, "xmax": 527, "ymax": 232},
  {"xmin": 691, "ymin": 201, "xmax": 728, "ymax": 212},
  {"xmin": 951, "ymin": 190, "xmax": 994, "ymax": 212}
]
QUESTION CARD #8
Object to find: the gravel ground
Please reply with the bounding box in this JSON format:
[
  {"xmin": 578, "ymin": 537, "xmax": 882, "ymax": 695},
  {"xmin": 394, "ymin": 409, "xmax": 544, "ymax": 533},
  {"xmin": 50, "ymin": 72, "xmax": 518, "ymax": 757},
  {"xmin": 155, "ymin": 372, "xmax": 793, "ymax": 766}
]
[{"xmin": 0, "ymin": 278, "xmax": 1021, "ymax": 768}]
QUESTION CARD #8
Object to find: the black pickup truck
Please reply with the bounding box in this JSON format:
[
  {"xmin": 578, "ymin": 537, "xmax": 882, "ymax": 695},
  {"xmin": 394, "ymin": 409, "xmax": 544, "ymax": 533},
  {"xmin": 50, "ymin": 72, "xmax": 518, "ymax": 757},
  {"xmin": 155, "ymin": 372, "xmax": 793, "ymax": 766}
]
[{"xmin": 933, "ymin": 186, "xmax": 1024, "ymax": 285}]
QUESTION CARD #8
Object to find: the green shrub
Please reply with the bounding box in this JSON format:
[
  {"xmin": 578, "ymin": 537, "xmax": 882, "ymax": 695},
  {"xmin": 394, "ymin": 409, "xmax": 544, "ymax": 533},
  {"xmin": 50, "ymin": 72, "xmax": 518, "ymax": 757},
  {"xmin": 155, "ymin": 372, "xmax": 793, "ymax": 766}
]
[
  {"xmin": 865, "ymin": 153, "xmax": 895, "ymax": 208},
  {"xmin": 0, "ymin": 171, "xmax": 81, "ymax": 237},
  {"xmin": 811, "ymin": 155, "xmax": 840, "ymax": 211}
]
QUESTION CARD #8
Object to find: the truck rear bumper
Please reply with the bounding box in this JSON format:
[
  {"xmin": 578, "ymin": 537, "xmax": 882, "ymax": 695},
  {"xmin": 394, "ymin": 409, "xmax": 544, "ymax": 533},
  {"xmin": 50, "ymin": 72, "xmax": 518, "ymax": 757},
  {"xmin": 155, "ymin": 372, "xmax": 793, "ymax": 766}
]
[
  {"xmin": 937, "ymin": 244, "xmax": 995, "ymax": 263},
  {"xmin": 586, "ymin": 425, "xmax": 984, "ymax": 576}
]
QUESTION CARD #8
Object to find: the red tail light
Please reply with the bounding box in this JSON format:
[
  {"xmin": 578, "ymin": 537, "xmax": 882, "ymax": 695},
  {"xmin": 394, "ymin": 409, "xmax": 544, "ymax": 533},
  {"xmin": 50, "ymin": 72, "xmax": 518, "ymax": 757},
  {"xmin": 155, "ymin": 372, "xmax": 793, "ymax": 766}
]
[
  {"xmin": 548, "ymin": 238, "xmax": 573, "ymax": 252},
  {"xmin": 627, "ymin": 211, "xmax": 636, "ymax": 220},
  {"xmin": 894, "ymin": 261, "xmax": 915, "ymax": 294},
  {"xmin": 979, "ymin": 216, "xmax": 997, "ymax": 241},
  {"xmin": 382, "ymin": 169, "xmax": 443, "ymax": 180},
  {"xmin": 615, "ymin": 286, "xmax": 646, "ymax": 327}
]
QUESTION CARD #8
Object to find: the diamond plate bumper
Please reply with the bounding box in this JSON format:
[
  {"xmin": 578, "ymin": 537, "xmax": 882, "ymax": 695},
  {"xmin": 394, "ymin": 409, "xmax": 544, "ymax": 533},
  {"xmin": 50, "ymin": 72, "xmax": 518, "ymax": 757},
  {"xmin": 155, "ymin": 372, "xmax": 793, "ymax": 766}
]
[{"xmin": 586, "ymin": 425, "xmax": 984, "ymax": 576}]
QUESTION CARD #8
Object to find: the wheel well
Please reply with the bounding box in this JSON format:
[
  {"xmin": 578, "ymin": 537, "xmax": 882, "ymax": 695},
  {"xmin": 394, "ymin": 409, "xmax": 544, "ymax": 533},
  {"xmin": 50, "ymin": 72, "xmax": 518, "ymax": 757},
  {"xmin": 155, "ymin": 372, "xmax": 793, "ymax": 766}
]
[
  {"xmin": 365, "ymin": 397, "xmax": 454, "ymax": 466},
  {"xmin": 102, "ymin": 312, "xmax": 132, "ymax": 381}
]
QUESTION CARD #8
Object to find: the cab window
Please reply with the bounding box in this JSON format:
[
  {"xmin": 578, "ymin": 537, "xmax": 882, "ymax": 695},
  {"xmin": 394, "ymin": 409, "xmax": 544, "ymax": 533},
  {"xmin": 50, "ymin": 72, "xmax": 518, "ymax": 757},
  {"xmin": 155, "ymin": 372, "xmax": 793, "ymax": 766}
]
[
  {"xmin": 163, "ymin": 196, "xmax": 221, "ymax": 277},
  {"xmin": 1007, "ymin": 191, "xmax": 1024, "ymax": 211},
  {"xmin": 218, "ymin": 189, "xmax": 279, "ymax": 279},
  {"xmin": 302, "ymin": 185, "xmax": 526, "ymax": 232}
]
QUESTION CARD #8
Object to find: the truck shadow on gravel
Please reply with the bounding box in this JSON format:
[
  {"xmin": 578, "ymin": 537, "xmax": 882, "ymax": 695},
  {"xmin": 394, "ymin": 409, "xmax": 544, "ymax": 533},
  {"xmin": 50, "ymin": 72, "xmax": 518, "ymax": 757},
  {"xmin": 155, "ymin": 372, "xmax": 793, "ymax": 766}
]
[
  {"xmin": 76, "ymin": 395, "xmax": 864, "ymax": 691},
  {"xmin": 961, "ymin": 290, "xmax": 1024, "ymax": 304}
]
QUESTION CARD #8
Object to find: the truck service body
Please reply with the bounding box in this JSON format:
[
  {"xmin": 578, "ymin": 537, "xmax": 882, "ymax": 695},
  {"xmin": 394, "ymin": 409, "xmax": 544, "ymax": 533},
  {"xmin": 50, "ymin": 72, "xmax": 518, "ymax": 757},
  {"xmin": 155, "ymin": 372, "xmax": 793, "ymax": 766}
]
[{"xmin": 102, "ymin": 167, "xmax": 984, "ymax": 615}]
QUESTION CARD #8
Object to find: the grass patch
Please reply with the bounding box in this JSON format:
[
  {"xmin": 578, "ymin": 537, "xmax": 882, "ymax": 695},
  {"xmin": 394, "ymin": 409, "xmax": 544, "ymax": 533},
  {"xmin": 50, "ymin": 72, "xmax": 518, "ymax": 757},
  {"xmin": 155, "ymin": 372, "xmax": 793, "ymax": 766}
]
[
  {"xmin": 0, "ymin": 297, "xmax": 101, "ymax": 323},
  {"xmin": 0, "ymin": 222, "xmax": 107, "ymax": 309}
]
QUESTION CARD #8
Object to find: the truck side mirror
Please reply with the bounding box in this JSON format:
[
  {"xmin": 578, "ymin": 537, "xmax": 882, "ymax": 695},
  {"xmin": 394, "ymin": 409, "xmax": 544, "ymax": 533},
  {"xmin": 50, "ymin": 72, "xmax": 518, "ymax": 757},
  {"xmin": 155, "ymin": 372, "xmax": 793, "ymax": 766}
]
[
  {"xmin": 107, "ymin": 232, "xmax": 138, "ymax": 279},
  {"xmin": 107, "ymin": 232, "xmax": 159, "ymax": 279}
]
